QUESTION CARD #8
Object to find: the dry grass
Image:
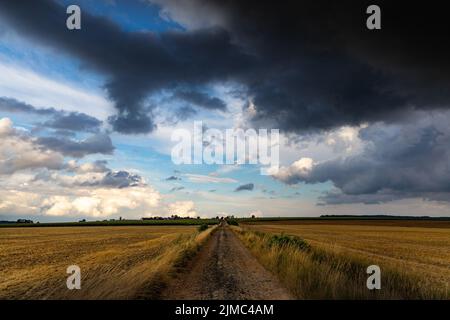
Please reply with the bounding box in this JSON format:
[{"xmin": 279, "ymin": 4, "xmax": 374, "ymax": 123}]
[
  {"xmin": 234, "ymin": 220, "xmax": 450, "ymax": 299},
  {"xmin": 0, "ymin": 225, "xmax": 216, "ymax": 299}
]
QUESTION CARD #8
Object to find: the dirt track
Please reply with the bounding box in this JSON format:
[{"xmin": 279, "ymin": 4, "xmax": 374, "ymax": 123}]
[{"xmin": 163, "ymin": 224, "xmax": 292, "ymax": 299}]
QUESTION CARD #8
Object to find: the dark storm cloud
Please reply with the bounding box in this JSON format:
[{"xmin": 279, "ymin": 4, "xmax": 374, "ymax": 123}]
[
  {"xmin": 175, "ymin": 105, "xmax": 198, "ymax": 121},
  {"xmin": 317, "ymin": 191, "xmax": 411, "ymax": 205},
  {"xmin": 33, "ymin": 160, "xmax": 145, "ymax": 189},
  {"xmin": 0, "ymin": 97, "xmax": 102, "ymax": 132},
  {"xmin": 0, "ymin": 0, "xmax": 252, "ymax": 134},
  {"xmin": 37, "ymin": 133, "xmax": 114, "ymax": 158},
  {"xmin": 51, "ymin": 130, "xmax": 77, "ymax": 137},
  {"xmin": 0, "ymin": 97, "xmax": 57, "ymax": 115},
  {"xmin": 0, "ymin": 96, "xmax": 113, "ymax": 163},
  {"xmin": 1, "ymin": 0, "xmax": 450, "ymax": 134},
  {"xmin": 318, "ymin": 190, "xmax": 450, "ymax": 205},
  {"xmin": 0, "ymin": 0, "xmax": 450, "ymax": 133},
  {"xmin": 93, "ymin": 170, "xmax": 144, "ymax": 188},
  {"xmin": 235, "ymin": 183, "xmax": 254, "ymax": 192},
  {"xmin": 274, "ymin": 112, "xmax": 450, "ymax": 203},
  {"xmin": 174, "ymin": 90, "xmax": 226, "ymax": 111},
  {"xmin": 43, "ymin": 112, "xmax": 102, "ymax": 132},
  {"xmin": 165, "ymin": 175, "xmax": 181, "ymax": 181},
  {"xmin": 307, "ymin": 127, "xmax": 450, "ymax": 195},
  {"xmin": 49, "ymin": 169, "xmax": 145, "ymax": 188},
  {"xmin": 154, "ymin": 0, "xmax": 450, "ymax": 132}
]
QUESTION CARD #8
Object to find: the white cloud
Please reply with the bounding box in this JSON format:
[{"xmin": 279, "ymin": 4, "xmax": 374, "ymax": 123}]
[
  {"xmin": 41, "ymin": 186, "xmax": 161, "ymax": 217},
  {"xmin": 323, "ymin": 125, "xmax": 366, "ymax": 154},
  {"xmin": 167, "ymin": 200, "xmax": 198, "ymax": 217},
  {"xmin": 0, "ymin": 118, "xmax": 65, "ymax": 174},
  {"xmin": 0, "ymin": 190, "xmax": 42, "ymax": 215},
  {"xmin": 271, "ymin": 157, "xmax": 314, "ymax": 184},
  {"xmin": 208, "ymin": 164, "xmax": 241, "ymax": 176},
  {"xmin": 0, "ymin": 117, "xmax": 13, "ymax": 135},
  {"xmin": 185, "ymin": 173, "xmax": 237, "ymax": 184},
  {"xmin": 0, "ymin": 169, "xmax": 163, "ymax": 218},
  {"xmin": 0, "ymin": 118, "xmax": 164, "ymax": 218},
  {"xmin": 0, "ymin": 185, "xmax": 161, "ymax": 218},
  {"xmin": 65, "ymin": 160, "xmax": 109, "ymax": 173}
]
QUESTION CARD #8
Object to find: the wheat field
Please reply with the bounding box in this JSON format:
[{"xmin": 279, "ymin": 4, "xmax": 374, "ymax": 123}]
[
  {"xmin": 236, "ymin": 220, "xmax": 450, "ymax": 299},
  {"xmin": 0, "ymin": 225, "xmax": 212, "ymax": 299}
]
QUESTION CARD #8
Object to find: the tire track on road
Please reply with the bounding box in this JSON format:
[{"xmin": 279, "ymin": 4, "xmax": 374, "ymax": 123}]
[{"xmin": 163, "ymin": 224, "xmax": 292, "ymax": 300}]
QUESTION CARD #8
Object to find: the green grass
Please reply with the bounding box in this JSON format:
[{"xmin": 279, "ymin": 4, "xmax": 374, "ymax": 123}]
[
  {"xmin": 198, "ymin": 223, "xmax": 209, "ymax": 231},
  {"xmin": 268, "ymin": 233, "xmax": 310, "ymax": 250}
]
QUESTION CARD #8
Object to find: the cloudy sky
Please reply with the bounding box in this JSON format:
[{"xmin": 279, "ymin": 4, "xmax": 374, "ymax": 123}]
[{"xmin": 1, "ymin": 0, "xmax": 450, "ymax": 221}]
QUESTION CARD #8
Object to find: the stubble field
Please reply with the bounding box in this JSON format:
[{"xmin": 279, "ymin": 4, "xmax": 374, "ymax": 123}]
[
  {"xmin": 238, "ymin": 220, "xmax": 450, "ymax": 299},
  {"xmin": 0, "ymin": 225, "xmax": 208, "ymax": 299},
  {"xmin": 1, "ymin": 220, "xmax": 448, "ymax": 300}
]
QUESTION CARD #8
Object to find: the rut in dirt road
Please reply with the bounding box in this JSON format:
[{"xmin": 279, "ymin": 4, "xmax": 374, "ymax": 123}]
[{"xmin": 163, "ymin": 225, "xmax": 293, "ymax": 300}]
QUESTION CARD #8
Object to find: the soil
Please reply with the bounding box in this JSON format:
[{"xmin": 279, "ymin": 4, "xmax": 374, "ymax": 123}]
[{"xmin": 162, "ymin": 224, "xmax": 292, "ymax": 299}]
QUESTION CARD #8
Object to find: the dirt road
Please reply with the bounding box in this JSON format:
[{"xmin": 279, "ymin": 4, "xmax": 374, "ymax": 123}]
[{"xmin": 163, "ymin": 225, "xmax": 292, "ymax": 299}]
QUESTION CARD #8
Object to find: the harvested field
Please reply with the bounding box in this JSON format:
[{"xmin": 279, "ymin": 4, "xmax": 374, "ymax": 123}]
[
  {"xmin": 238, "ymin": 220, "xmax": 450, "ymax": 299},
  {"xmin": 0, "ymin": 226, "xmax": 211, "ymax": 299}
]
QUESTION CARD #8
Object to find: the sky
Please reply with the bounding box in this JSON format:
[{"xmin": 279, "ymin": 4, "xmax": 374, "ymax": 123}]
[{"xmin": 0, "ymin": 0, "xmax": 450, "ymax": 221}]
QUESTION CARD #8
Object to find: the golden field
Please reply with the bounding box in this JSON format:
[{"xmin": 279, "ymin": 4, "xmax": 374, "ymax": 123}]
[
  {"xmin": 236, "ymin": 220, "xmax": 450, "ymax": 299},
  {"xmin": 0, "ymin": 225, "xmax": 212, "ymax": 299}
]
